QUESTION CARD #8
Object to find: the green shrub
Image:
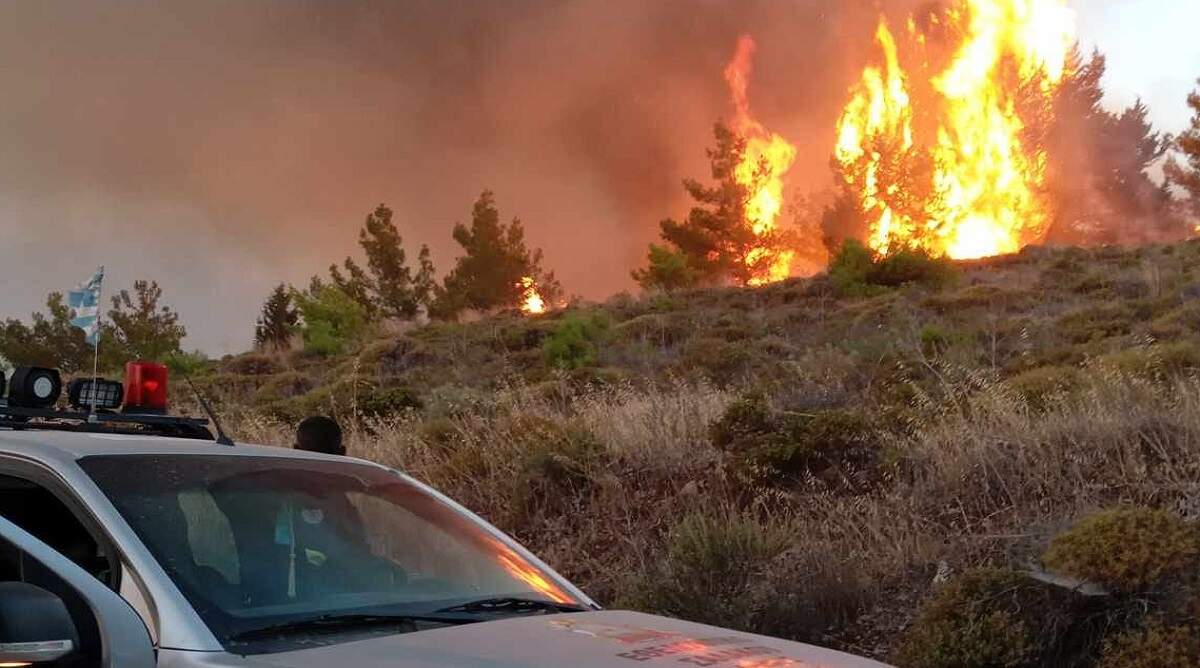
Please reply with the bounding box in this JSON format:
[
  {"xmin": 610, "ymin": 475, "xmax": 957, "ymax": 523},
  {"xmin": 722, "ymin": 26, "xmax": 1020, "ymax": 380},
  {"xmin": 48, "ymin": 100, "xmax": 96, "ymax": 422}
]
[
  {"xmin": 1057, "ymin": 304, "xmax": 1134, "ymax": 344},
  {"xmin": 1006, "ymin": 365, "xmax": 1083, "ymax": 408},
  {"xmin": 1097, "ymin": 341, "xmax": 1200, "ymax": 378},
  {"xmin": 919, "ymin": 323, "xmax": 970, "ymax": 357},
  {"xmin": 895, "ymin": 568, "xmax": 1078, "ymax": 668},
  {"xmin": 710, "ymin": 394, "xmax": 878, "ymax": 486},
  {"xmin": 542, "ymin": 312, "xmax": 611, "ymax": 370},
  {"xmin": 357, "ymin": 386, "xmax": 423, "ymax": 417},
  {"xmin": 220, "ymin": 352, "xmax": 280, "ymax": 376},
  {"xmin": 1097, "ymin": 622, "xmax": 1200, "ymax": 668},
  {"xmin": 294, "ymin": 285, "xmax": 369, "ymax": 356},
  {"xmin": 622, "ymin": 510, "xmax": 790, "ymax": 631},
  {"xmin": 870, "ymin": 247, "xmax": 958, "ymax": 289},
  {"xmin": 678, "ymin": 336, "xmax": 751, "ymax": 385},
  {"xmin": 1042, "ymin": 508, "xmax": 1200, "ymax": 594},
  {"xmin": 506, "ymin": 417, "xmax": 607, "ymax": 520},
  {"xmin": 828, "ymin": 240, "xmax": 958, "ymax": 297},
  {"xmin": 828, "ymin": 239, "xmax": 881, "ymax": 297},
  {"xmin": 166, "ymin": 349, "xmax": 212, "ymax": 376},
  {"xmin": 251, "ymin": 370, "xmax": 314, "ymax": 404}
]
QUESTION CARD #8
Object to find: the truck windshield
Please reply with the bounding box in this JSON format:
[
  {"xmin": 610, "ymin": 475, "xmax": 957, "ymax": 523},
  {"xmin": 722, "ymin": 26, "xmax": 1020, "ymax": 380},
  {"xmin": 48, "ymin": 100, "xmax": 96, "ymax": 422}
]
[{"xmin": 79, "ymin": 454, "xmax": 583, "ymax": 646}]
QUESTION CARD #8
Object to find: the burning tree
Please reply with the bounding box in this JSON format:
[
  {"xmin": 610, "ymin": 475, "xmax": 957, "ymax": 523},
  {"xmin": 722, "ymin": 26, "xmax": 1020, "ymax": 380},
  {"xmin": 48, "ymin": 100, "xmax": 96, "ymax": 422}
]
[
  {"xmin": 635, "ymin": 36, "xmax": 801, "ymax": 292},
  {"xmin": 832, "ymin": 0, "xmax": 1076, "ymax": 259},
  {"xmin": 1167, "ymin": 79, "xmax": 1200, "ymax": 221},
  {"xmin": 435, "ymin": 190, "xmax": 562, "ymax": 317}
]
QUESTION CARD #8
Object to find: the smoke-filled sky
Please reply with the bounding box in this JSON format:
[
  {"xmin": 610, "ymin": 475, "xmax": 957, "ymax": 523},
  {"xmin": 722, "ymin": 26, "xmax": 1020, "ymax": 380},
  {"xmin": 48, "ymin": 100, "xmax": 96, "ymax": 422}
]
[{"xmin": 1, "ymin": 1, "xmax": 1197, "ymax": 354}]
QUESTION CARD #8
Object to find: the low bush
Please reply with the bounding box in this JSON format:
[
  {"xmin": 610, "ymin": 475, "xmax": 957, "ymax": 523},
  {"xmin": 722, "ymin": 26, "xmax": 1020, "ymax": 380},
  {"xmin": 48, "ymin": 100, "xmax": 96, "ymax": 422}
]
[
  {"xmin": 621, "ymin": 510, "xmax": 790, "ymax": 631},
  {"xmin": 1042, "ymin": 507, "xmax": 1200, "ymax": 594},
  {"xmin": 710, "ymin": 394, "xmax": 879, "ymax": 487},
  {"xmin": 251, "ymin": 370, "xmax": 314, "ymax": 404},
  {"xmin": 542, "ymin": 311, "xmax": 612, "ymax": 370},
  {"xmin": 829, "ymin": 240, "xmax": 958, "ymax": 297},
  {"xmin": 1005, "ymin": 365, "xmax": 1083, "ymax": 408},
  {"xmin": 508, "ymin": 417, "xmax": 607, "ymax": 520},
  {"xmin": 895, "ymin": 568, "xmax": 1085, "ymax": 668},
  {"xmin": 1056, "ymin": 304, "xmax": 1135, "ymax": 344},
  {"xmin": 357, "ymin": 385, "xmax": 423, "ymax": 417},
  {"xmin": 1097, "ymin": 622, "xmax": 1200, "ymax": 668},
  {"xmin": 678, "ymin": 336, "xmax": 751, "ymax": 386},
  {"xmin": 221, "ymin": 352, "xmax": 280, "ymax": 376}
]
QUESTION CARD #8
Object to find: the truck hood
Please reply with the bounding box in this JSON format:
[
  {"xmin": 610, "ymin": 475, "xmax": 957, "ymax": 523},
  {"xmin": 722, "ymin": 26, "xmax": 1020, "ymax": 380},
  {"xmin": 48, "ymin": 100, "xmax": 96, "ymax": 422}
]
[{"xmin": 242, "ymin": 610, "xmax": 892, "ymax": 668}]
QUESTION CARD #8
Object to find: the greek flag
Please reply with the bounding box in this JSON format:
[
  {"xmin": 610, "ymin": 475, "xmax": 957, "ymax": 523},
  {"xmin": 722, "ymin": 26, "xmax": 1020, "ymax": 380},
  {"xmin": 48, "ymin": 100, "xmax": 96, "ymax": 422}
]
[{"xmin": 67, "ymin": 266, "xmax": 105, "ymax": 346}]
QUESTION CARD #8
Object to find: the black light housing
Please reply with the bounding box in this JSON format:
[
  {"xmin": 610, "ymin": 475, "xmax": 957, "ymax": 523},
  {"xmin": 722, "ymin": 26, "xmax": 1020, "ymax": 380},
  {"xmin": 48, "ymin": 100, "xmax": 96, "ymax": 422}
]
[
  {"xmin": 67, "ymin": 378, "xmax": 124, "ymax": 411},
  {"xmin": 8, "ymin": 366, "xmax": 63, "ymax": 408}
]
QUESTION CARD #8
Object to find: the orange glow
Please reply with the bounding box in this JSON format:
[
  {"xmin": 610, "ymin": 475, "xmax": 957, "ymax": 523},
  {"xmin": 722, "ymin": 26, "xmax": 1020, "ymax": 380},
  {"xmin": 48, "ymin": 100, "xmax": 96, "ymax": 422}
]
[
  {"xmin": 834, "ymin": 0, "xmax": 1075, "ymax": 259},
  {"xmin": 487, "ymin": 536, "xmax": 573, "ymax": 603},
  {"xmin": 723, "ymin": 35, "xmax": 797, "ymax": 286},
  {"xmin": 518, "ymin": 276, "xmax": 546, "ymax": 315}
]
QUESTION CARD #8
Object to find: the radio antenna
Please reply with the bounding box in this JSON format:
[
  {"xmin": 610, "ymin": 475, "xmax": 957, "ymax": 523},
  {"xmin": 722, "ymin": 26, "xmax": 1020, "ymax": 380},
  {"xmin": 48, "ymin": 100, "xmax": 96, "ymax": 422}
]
[{"xmin": 173, "ymin": 359, "xmax": 234, "ymax": 446}]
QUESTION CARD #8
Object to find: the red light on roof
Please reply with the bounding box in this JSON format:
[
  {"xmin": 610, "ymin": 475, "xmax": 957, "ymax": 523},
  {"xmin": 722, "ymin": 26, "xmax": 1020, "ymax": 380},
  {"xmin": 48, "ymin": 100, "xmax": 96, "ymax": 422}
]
[{"xmin": 123, "ymin": 361, "xmax": 168, "ymax": 414}]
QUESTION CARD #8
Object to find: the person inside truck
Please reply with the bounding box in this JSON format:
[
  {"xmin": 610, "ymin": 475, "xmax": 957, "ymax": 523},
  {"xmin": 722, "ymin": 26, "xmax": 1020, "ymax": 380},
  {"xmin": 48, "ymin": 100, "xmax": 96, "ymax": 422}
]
[{"xmin": 294, "ymin": 415, "xmax": 345, "ymax": 456}]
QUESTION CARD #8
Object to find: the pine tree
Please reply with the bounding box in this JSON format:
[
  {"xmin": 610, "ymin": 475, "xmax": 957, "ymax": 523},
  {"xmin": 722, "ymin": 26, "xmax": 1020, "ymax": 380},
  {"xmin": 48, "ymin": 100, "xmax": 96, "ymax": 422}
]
[
  {"xmin": 1046, "ymin": 50, "xmax": 1177, "ymax": 243},
  {"xmin": 634, "ymin": 122, "xmax": 798, "ymax": 290},
  {"xmin": 1167, "ymin": 79, "xmax": 1200, "ymax": 218},
  {"xmin": 329, "ymin": 257, "xmax": 376, "ymax": 319},
  {"xmin": 331, "ymin": 204, "xmax": 436, "ymax": 320},
  {"xmin": 254, "ymin": 284, "xmax": 299, "ymax": 351},
  {"xmin": 438, "ymin": 191, "xmax": 562, "ymax": 315}
]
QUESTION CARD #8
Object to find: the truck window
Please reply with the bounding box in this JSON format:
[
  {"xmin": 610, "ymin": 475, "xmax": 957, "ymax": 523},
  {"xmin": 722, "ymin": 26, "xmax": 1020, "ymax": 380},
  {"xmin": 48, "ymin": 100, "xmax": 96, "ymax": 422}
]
[
  {"xmin": 79, "ymin": 454, "xmax": 584, "ymax": 652},
  {"xmin": 0, "ymin": 474, "xmax": 113, "ymax": 587}
]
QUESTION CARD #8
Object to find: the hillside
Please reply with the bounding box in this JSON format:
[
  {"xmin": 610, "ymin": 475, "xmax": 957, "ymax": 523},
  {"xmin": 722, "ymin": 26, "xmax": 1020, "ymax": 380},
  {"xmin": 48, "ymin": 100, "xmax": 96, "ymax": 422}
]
[{"xmin": 213, "ymin": 239, "xmax": 1200, "ymax": 664}]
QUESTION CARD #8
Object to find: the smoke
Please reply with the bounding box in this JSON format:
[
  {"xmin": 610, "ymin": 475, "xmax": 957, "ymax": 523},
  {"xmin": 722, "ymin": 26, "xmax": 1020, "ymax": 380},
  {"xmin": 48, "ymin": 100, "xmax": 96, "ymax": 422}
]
[{"xmin": 0, "ymin": 0, "xmax": 894, "ymax": 353}]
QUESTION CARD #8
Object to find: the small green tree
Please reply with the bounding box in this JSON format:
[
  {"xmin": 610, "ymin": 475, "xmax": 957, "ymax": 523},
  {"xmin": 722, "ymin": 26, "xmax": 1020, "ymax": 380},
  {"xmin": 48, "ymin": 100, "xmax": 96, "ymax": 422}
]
[
  {"xmin": 630, "ymin": 244, "xmax": 698, "ymax": 293},
  {"xmin": 438, "ymin": 191, "xmax": 562, "ymax": 316},
  {"xmin": 1167, "ymin": 78, "xmax": 1200, "ymax": 219},
  {"xmin": 543, "ymin": 312, "xmax": 611, "ymax": 369},
  {"xmin": 105, "ymin": 281, "xmax": 186, "ymax": 364},
  {"xmin": 292, "ymin": 284, "xmax": 368, "ymax": 356},
  {"xmin": 254, "ymin": 283, "xmax": 299, "ymax": 351}
]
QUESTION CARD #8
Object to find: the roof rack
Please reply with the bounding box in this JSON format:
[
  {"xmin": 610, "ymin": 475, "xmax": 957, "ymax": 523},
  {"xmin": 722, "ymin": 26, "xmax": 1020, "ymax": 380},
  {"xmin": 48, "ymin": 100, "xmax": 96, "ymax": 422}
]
[{"xmin": 0, "ymin": 405, "xmax": 215, "ymax": 441}]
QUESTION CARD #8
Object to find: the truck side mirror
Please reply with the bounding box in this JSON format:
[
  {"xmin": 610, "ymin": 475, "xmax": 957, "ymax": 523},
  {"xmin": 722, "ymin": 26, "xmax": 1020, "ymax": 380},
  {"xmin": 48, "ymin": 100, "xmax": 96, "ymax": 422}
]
[{"xmin": 0, "ymin": 581, "xmax": 79, "ymax": 663}]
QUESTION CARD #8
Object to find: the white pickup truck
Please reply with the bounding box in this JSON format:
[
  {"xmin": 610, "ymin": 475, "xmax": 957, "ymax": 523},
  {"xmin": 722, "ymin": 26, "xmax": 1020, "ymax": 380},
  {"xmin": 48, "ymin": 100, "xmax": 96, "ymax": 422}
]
[{"xmin": 0, "ymin": 365, "xmax": 890, "ymax": 668}]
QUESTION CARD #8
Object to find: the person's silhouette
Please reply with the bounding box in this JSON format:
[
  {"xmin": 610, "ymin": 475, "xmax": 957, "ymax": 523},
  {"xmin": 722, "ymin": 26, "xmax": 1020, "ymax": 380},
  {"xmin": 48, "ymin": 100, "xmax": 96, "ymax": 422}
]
[{"xmin": 294, "ymin": 415, "xmax": 345, "ymax": 456}]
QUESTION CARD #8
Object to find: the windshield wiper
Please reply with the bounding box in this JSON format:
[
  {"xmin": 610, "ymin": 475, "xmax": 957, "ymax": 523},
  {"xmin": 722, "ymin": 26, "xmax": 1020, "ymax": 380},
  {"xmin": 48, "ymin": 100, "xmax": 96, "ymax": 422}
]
[
  {"xmin": 228, "ymin": 612, "xmax": 473, "ymax": 642},
  {"xmin": 434, "ymin": 596, "xmax": 588, "ymax": 616}
]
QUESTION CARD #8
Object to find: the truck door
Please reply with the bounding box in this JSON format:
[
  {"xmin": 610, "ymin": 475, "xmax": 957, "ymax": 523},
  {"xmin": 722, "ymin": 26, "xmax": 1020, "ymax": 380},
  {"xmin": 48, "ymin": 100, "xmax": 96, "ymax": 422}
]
[{"xmin": 0, "ymin": 514, "xmax": 155, "ymax": 668}]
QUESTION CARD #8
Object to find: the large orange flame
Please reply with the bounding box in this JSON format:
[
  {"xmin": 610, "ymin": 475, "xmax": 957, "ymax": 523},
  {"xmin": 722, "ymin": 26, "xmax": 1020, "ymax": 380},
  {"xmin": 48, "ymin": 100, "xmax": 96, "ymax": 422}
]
[
  {"xmin": 724, "ymin": 36, "xmax": 798, "ymax": 286},
  {"xmin": 518, "ymin": 276, "xmax": 546, "ymax": 315},
  {"xmin": 834, "ymin": 0, "xmax": 1075, "ymax": 259}
]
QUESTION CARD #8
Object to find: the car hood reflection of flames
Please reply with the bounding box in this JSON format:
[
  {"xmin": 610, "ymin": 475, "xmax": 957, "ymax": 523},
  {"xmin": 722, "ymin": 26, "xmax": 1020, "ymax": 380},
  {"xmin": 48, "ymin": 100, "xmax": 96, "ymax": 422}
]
[{"xmin": 834, "ymin": 0, "xmax": 1075, "ymax": 259}]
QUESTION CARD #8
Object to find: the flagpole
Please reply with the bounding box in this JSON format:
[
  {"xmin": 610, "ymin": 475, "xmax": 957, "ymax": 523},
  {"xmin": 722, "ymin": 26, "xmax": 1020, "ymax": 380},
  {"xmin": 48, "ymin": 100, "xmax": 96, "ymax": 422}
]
[{"xmin": 89, "ymin": 267, "xmax": 104, "ymax": 422}]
